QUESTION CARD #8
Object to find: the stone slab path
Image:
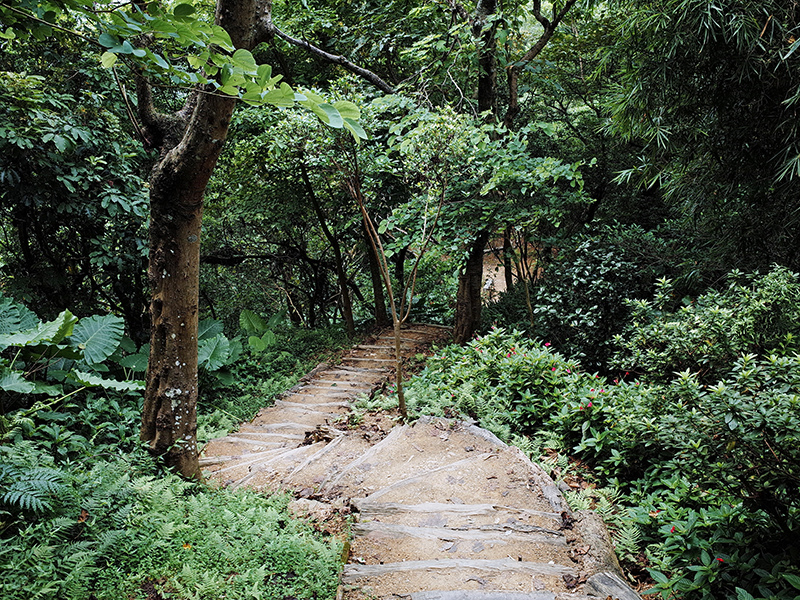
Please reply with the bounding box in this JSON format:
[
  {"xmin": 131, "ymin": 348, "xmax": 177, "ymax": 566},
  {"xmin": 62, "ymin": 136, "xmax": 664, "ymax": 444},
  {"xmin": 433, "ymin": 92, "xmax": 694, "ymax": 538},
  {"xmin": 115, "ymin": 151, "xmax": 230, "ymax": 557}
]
[{"xmin": 200, "ymin": 324, "xmax": 640, "ymax": 600}]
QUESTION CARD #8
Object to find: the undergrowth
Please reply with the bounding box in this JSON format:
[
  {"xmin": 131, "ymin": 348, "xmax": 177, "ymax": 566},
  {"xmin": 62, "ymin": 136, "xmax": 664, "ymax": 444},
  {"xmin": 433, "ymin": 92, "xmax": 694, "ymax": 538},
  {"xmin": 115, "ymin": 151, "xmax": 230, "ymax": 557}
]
[
  {"xmin": 0, "ymin": 442, "xmax": 343, "ymax": 600},
  {"xmin": 1, "ymin": 308, "xmax": 351, "ymax": 600}
]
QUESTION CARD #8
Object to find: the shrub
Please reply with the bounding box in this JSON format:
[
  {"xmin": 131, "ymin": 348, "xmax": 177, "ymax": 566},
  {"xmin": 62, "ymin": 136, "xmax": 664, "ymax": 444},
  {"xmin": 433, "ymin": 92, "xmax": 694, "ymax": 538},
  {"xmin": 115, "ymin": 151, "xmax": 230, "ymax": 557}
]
[
  {"xmin": 611, "ymin": 266, "xmax": 800, "ymax": 382},
  {"xmin": 483, "ymin": 224, "xmax": 676, "ymax": 371},
  {"xmin": 398, "ymin": 327, "xmax": 800, "ymax": 600}
]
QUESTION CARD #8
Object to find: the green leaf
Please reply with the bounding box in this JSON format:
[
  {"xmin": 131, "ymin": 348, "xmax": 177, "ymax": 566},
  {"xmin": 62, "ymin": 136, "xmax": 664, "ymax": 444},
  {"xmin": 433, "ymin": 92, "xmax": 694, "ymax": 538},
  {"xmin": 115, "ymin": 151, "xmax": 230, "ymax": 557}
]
[
  {"xmin": 333, "ymin": 100, "xmax": 360, "ymax": 120},
  {"xmin": 256, "ymin": 64, "xmax": 272, "ymax": 87},
  {"xmin": 69, "ymin": 314, "xmax": 124, "ymax": 364},
  {"xmin": 0, "ymin": 310, "xmax": 77, "ymax": 351},
  {"xmin": 240, "ymin": 310, "xmax": 267, "ymax": 335},
  {"xmin": 52, "ymin": 135, "xmax": 68, "ymax": 152},
  {"xmin": 735, "ymin": 588, "xmax": 756, "ymax": 600},
  {"xmin": 232, "ymin": 48, "xmax": 256, "ymax": 72},
  {"xmin": 318, "ymin": 104, "xmax": 344, "ymax": 128},
  {"xmin": 0, "ymin": 367, "xmax": 36, "ymax": 394},
  {"xmin": 343, "ymin": 117, "xmax": 367, "ymax": 141},
  {"xmin": 198, "ymin": 334, "xmax": 231, "ymax": 371},
  {"xmin": 213, "ymin": 370, "xmax": 234, "ymax": 386},
  {"xmin": 248, "ymin": 335, "xmax": 266, "ymax": 353},
  {"xmin": 649, "ymin": 570, "xmax": 669, "ymax": 585},
  {"xmin": 173, "ymin": 3, "xmax": 195, "ymax": 17},
  {"xmin": 30, "ymin": 380, "xmax": 63, "ymax": 396},
  {"xmin": 118, "ymin": 351, "xmax": 149, "ymax": 372},
  {"xmin": 783, "ymin": 574, "xmax": 800, "ymax": 591},
  {"xmin": 0, "ymin": 297, "xmax": 38, "ymax": 334},
  {"xmin": 98, "ymin": 32, "xmax": 118, "ymax": 48},
  {"xmin": 146, "ymin": 49, "xmax": 170, "ymax": 70},
  {"xmin": 72, "ymin": 371, "xmax": 144, "ymax": 391},
  {"xmin": 260, "ymin": 330, "xmax": 276, "ymax": 347},
  {"xmin": 198, "ymin": 318, "xmax": 224, "ymax": 340},
  {"xmin": 100, "ymin": 51, "xmax": 118, "ymax": 69},
  {"xmin": 209, "ymin": 26, "xmax": 234, "ymax": 51},
  {"xmin": 263, "ymin": 83, "xmax": 296, "ymax": 108}
]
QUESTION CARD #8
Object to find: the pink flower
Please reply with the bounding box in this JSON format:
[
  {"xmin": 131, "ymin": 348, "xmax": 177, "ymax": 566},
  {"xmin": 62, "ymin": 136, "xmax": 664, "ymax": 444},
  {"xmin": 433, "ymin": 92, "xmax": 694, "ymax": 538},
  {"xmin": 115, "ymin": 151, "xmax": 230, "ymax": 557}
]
[
  {"xmin": 551, "ymin": 367, "xmax": 557, "ymax": 371},
  {"xmin": 566, "ymin": 369, "xmax": 571, "ymax": 374},
  {"xmin": 544, "ymin": 342, "xmax": 551, "ymax": 347},
  {"xmin": 588, "ymin": 402, "xmax": 593, "ymax": 408}
]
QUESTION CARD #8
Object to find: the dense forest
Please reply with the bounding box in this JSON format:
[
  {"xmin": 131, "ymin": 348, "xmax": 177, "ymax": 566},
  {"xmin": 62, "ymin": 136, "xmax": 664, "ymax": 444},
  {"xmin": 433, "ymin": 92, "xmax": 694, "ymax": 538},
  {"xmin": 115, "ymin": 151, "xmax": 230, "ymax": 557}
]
[{"xmin": 1, "ymin": 0, "xmax": 799, "ymax": 598}]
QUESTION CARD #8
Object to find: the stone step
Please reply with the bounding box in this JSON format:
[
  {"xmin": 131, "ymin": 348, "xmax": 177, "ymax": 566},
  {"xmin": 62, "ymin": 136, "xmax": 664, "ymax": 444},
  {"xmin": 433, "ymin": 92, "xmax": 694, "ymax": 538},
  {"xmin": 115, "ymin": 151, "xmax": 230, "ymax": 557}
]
[
  {"xmin": 250, "ymin": 407, "xmax": 342, "ymax": 428},
  {"xmin": 227, "ymin": 441, "xmax": 327, "ymax": 490},
  {"xmin": 294, "ymin": 384, "xmax": 363, "ymax": 395},
  {"xmin": 342, "ymin": 558, "xmax": 577, "ymax": 596},
  {"xmin": 328, "ymin": 365, "xmax": 390, "ymax": 375},
  {"xmin": 411, "ymin": 592, "xmax": 556, "ymax": 600},
  {"xmin": 374, "ymin": 336, "xmax": 432, "ymax": 344},
  {"xmin": 349, "ymin": 521, "xmax": 569, "ymax": 565},
  {"xmin": 352, "ymin": 501, "xmax": 563, "ymax": 531},
  {"xmin": 275, "ymin": 399, "xmax": 350, "ymax": 410},
  {"xmin": 202, "ymin": 445, "xmax": 302, "ymax": 479},
  {"xmin": 312, "ymin": 379, "xmax": 376, "ymax": 388}
]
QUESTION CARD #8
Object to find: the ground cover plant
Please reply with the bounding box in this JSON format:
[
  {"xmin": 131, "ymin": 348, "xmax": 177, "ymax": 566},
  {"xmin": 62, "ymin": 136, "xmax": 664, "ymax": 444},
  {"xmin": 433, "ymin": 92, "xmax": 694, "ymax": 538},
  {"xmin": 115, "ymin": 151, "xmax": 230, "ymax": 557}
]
[
  {"xmin": 0, "ymin": 442, "xmax": 343, "ymax": 600},
  {"xmin": 1, "ymin": 298, "xmax": 348, "ymax": 600}
]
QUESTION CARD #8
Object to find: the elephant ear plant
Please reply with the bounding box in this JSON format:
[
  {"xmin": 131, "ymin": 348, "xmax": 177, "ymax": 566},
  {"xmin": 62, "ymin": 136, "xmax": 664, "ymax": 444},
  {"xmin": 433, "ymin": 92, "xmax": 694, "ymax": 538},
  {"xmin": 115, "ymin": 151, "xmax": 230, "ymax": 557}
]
[{"xmin": 0, "ymin": 294, "xmax": 144, "ymax": 438}]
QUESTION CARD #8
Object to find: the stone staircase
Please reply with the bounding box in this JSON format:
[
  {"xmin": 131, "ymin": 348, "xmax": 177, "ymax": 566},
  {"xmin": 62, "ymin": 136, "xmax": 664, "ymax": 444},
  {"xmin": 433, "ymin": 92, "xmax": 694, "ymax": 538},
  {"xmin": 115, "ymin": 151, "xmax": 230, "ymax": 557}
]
[
  {"xmin": 200, "ymin": 324, "xmax": 451, "ymax": 490},
  {"xmin": 200, "ymin": 324, "xmax": 641, "ymax": 600}
]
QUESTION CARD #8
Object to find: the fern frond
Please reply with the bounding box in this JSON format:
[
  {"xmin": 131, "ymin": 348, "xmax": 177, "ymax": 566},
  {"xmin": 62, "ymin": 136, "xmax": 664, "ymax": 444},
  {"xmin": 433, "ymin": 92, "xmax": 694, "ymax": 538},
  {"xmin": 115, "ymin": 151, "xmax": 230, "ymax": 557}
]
[{"xmin": 613, "ymin": 520, "xmax": 642, "ymax": 562}]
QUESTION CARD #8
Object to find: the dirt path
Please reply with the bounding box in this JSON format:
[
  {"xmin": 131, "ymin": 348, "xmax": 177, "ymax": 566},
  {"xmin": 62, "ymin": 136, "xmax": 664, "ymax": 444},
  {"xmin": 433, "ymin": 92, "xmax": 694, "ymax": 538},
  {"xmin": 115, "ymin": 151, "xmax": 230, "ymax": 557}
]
[{"xmin": 200, "ymin": 324, "xmax": 640, "ymax": 600}]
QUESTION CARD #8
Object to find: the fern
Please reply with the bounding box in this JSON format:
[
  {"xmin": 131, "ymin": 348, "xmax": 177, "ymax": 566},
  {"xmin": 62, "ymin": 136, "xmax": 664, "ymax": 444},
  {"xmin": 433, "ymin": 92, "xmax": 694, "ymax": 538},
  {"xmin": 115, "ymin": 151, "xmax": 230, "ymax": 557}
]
[
  {"xmin": 564, "ymin": 488, "xmax": 594, "ymax": 510},
  {"xmin": 613, "ymin": 520, "xmax": 643, "ymax": 563},
  {"xmin": 0, "ymin": 464, "xmax": 65, "ymax": 513}
]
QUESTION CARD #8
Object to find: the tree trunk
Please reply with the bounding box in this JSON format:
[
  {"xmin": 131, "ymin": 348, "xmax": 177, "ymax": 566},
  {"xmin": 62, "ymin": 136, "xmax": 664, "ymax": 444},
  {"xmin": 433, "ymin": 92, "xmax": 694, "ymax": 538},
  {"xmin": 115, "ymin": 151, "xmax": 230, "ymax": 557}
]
[
  {"xmin": 453, "ymin": 229, "xmax": 490, "ymax": 344},
  {"xmin": 364, "ymin": 225, "xmax": 390, "ymax": 327},
  {"xmin": 139, "ymin": 0, "xmax": 256, "ymax": 479},
  {"xmin": 140, "ymin": 183, "xmax": 206, "ymax": 477},
  {"xmin": 473, "ymin": 0, "xmax": 498, "ymax": 116},
  {"xmin": 502, "ymin": 227, "xmax": 514, "ymax": 291}
]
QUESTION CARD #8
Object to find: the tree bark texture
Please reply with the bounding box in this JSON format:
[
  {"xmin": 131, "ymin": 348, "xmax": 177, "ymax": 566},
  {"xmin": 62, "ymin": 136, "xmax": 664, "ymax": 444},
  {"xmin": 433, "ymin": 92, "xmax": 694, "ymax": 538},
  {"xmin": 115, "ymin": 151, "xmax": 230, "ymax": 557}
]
[{"xmin": 453, "ymin": 229, "xmax": 491, "ymax": 344}]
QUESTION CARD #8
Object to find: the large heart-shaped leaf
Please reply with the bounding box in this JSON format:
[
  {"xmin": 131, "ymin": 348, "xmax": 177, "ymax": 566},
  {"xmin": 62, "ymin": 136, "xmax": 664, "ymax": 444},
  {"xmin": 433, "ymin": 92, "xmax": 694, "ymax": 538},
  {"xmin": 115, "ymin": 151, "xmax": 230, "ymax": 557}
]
[
  {"xmin": 72, "ymin": 371, "xmax": 144, "ymax": 391},
  {"xmin": 240, "ymin": 309, "xmax": 266, "ymax": 335},
  {"xmin": 0, "ymin": 297, "xmax": 38, "ymax": 334},
  {"xmin": 0, "ymin": 367, "xmax": 35, "ymax": 394},
  {"xmin": 69, "ymin": 314, "xmax": 124, "ymax": 364},
  {"xmin": 198, "ymin": 334, "xmax": 231, "ymax": 371},
  {"xmin": 198, "ymin": 318, "xmax": 224, "ymax": 340},
  {"xmin": 0, "ymin": 310, "xmax": 77, "ymax": 351}
]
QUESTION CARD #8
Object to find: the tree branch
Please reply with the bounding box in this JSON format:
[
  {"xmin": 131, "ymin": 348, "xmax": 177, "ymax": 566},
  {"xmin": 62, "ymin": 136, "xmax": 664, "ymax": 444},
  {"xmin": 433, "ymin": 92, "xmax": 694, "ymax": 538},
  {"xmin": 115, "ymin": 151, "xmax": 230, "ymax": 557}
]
[
  {"xmin": 503, "ymin": 0, "xmax": 578, "ymax": 129},
  {"xmin": 255, "ymin": 0, "xmax": 395, "ymax": 94}
]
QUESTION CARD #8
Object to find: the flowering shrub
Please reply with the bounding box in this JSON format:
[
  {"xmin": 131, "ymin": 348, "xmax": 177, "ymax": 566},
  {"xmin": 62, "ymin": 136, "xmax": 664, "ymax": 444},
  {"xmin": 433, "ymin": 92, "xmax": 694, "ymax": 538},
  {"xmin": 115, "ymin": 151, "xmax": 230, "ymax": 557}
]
[{"xmin": 400, "ymin": 327, "xmax": 606, "ymax": 443}]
